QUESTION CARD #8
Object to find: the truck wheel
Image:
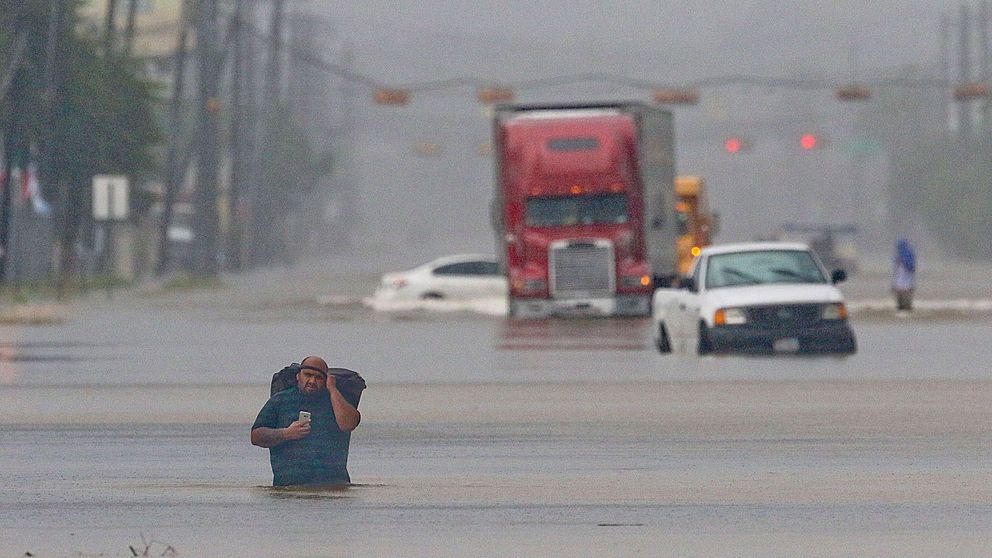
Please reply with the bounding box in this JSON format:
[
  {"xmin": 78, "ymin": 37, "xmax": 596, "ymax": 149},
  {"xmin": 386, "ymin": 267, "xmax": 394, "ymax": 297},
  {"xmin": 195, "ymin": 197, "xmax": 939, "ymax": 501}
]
[
  {"xmin": 697, "ymin": 321, "xmax": 712, "ymax": 355},
  {"xmin": 656, "ymin": 323, "xmax": 672, "ymax": 353}
]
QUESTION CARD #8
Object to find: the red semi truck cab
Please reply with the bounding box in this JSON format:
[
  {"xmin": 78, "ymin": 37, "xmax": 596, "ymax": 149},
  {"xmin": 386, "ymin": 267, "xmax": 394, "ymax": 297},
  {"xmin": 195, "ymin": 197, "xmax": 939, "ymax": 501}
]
[{"xmin": 492, "ymin": 103, "xmax": 678, "ymax": 318}]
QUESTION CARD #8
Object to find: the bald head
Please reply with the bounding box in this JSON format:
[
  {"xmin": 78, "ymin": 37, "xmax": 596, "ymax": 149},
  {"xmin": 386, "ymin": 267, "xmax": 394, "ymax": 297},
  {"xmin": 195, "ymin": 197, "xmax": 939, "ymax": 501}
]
[
  {"xmin": 300, "ymin": 355, "xmax": 329, "ymax": 373},
  {"xmin": 297, "ymin": 356, "xmax": 329, "ymax": 396}
]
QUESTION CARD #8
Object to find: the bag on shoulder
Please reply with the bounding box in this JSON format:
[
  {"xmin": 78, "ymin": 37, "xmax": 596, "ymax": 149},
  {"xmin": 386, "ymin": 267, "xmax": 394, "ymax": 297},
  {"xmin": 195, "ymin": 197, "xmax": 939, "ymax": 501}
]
[{"xmin": 270, "ymin": 363, "xmax": 366, "ymax": 408}]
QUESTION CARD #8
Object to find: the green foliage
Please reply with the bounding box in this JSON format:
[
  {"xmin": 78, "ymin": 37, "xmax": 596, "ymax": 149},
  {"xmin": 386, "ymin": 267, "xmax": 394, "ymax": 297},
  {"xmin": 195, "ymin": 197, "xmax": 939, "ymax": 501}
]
[
  {"xmin": 251, "ymin": 104, "xmax": 335, "ymax": 264},
  {"xmin": 55, "ymin": 45, "xmax": 163, "ymax": 183},
  {"xmin": 2, "ymin": 0, "xmax": 162, "ymax": 221},
  {"xmin": 259, "ymin": 104, "xmax": 333, "ymax": 203},
  {"xmin": 159, "ymin": 273, "xmax": 226, "ymax": 292},
  {"xmin": 0, "ymin": 273, "xmax": 133, "ymax": 302}
]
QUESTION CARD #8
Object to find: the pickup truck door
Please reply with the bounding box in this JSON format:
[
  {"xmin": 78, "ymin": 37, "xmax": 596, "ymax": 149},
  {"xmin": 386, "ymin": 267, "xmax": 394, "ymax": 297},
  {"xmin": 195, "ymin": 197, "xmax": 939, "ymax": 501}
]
[{"xmin": 671, "ymin": 257, "xmax": 704, "ymax": 342}]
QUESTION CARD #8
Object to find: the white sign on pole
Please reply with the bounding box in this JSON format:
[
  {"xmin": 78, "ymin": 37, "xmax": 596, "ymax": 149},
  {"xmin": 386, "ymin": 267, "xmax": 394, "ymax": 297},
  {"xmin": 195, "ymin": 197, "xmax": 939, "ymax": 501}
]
[{"xmin": 92, "ymin": 175, "xmax": 129, "ymax": 221}]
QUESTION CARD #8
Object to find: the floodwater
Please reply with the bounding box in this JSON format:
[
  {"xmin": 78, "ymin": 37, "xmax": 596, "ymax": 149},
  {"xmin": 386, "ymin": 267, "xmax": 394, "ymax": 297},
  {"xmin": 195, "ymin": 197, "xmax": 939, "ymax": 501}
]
[{"xmin": 1, "ymin": 268, "xmax": 991, "ymax": 557}]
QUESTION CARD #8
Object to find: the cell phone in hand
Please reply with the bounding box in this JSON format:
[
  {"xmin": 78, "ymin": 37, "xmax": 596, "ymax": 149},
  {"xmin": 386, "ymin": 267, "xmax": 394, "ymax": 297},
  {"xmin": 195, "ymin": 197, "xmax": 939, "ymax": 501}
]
[{"xmin": 299, "ymin": 411, "xmax": 311, "ymax": 424}]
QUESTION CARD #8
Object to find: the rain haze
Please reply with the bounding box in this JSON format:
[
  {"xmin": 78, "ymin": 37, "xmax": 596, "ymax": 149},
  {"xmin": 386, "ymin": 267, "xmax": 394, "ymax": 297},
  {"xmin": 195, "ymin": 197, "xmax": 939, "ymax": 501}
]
[
  {"xmin": 2, "ymin": 2, "xmax": 991, "ymax": 556},
  {"xmin": 295, "ymin": 1, "xmax": 965, "ymax": 270}
]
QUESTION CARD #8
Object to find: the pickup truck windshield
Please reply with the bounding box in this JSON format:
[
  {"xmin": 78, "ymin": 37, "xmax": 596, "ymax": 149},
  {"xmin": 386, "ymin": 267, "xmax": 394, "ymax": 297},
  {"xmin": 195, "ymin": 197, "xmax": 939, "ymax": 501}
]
[
  {"xmin": 705, "ymin": 250, "xmax": 826, "ymax": 289},
  {"xmin": 526, "ymin": 193, "xmax": 628, "ymax": 227}
]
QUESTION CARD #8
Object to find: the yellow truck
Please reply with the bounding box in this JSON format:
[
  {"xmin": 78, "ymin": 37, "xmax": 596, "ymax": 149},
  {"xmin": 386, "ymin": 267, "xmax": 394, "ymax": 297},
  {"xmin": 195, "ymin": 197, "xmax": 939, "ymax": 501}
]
[{"xmin": 674, "ymin": 176, "xmax": 717, "ymax": 275}]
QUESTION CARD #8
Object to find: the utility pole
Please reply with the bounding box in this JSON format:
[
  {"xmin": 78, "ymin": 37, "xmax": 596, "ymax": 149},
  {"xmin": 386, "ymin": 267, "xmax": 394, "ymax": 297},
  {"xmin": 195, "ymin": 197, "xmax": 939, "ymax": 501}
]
[
  {"xmin": 0, "ymin": 0, "xmax": 28, "ymax": 102},
  {"xmin": 0, "ymin": 0, "xmax": 27, "ymax": 284},
  {"xmin": 248, "ymin": 0, "xmax": 284, "ymax": 266},
  {"xmin": 191, "ymin": 0, "xmax": 222, "ymax": 276},
  {"xmin": 848, "ymin": 36, "xmax": 868, "ymax": 237},
  {"xmin": 123, "ymin": 0, "xmax": 139, "ymax": 58},
  {"xmin": 225, "ymin": 0, "xmax": 246, "ymax": 270},
  {"xmin": 960, "ymin": 3, "xmax": 973, "ymax": 138},
  {"xmin": 264, "ymin": 0, "xmax": 284, "ymax": 113},
  {"xmin": 155, "ymin": 0, "xmax": 191, "ymax": 276},
  {"xmin": 241, "ymin": 0, "xmax": 260, "ymax": 269},
  {"xmin": 941, "ymin": 12, "xmax": 952, "ymax": 134},
  {"xmin": 338, "ymin": 43, "xmax": 358, "ymax": 253},
  {"xmin": 982, "ymin": 1, "xmax": 991, "ymax": 128},
  {"xmin": 41, "ymin": 0, "xmax": 69, "ymax": 296},
  {"xmin": 103, "ymin": 0, "xmax": 117, "ymax": 55}
]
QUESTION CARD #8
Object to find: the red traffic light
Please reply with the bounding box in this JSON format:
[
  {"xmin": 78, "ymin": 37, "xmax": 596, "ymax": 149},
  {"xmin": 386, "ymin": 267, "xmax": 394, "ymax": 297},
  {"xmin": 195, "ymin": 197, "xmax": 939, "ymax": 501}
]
[
  {"xmin": 724, "ymin": 137, "xmax": 745, "ymax": 153},
  {"xmin": 724, "ymin": 137, "xmax": 752, "ymax": 153},
  {"xmin": 800, "ymin": 133, "xmax": 818, "ymax": 150}
]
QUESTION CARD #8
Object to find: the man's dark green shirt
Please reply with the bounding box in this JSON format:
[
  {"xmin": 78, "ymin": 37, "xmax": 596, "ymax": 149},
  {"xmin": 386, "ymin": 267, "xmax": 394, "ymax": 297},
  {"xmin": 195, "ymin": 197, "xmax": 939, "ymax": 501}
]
[{"xmin": 252, "ymin": 386, "xmax": 352, "ymax": 486}]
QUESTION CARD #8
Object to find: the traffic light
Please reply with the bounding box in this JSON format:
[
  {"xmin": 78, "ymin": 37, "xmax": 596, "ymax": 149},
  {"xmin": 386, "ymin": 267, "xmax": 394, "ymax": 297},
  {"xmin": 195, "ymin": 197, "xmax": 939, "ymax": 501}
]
[
  {"xmin": 373, "ymin": 88, "xmax": 411, "ymax": 106},
  {"xmin": 652, "ymin": 88, "xmax": 700, "ymax": 105},
  {"xmin": 723, "ymin": 137, "xmax": 751, "ymax": 153},
  {"xmin": 476, "ymin": 86, "xmax": 514, "ymax": 104},
  {"xmin": 835, "ymin": 85, "xmax": 872, "ymax": 101},
  {"xmin": 953, "ymin": 82, "xmax": 989, "ymax": 100},
  {"xmin": 800, "ymin": 133, "xmax": 818, "ymax": 150}
]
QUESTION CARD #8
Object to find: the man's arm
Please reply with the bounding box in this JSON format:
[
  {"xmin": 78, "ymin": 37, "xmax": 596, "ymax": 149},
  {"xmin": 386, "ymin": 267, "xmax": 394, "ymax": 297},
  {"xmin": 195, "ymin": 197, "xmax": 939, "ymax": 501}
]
[
  {"xmin": 327, "ymin": 376, "xmax": 361, "ymax": 432},
  {"xmin": 251, "ymin": 421, "xmax": 310, "ymax": 448}
]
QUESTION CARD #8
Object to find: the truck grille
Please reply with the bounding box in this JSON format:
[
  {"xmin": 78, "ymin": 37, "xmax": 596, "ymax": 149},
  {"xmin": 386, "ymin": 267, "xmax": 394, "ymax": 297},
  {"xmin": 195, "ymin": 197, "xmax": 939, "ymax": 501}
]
[
  {"xmin": 550, "ymin": 241, "xmax": 615, "ymax": 298},
  {"xmin": 747, "ymin": 304, "xmax": 822, "ymax": 327}
]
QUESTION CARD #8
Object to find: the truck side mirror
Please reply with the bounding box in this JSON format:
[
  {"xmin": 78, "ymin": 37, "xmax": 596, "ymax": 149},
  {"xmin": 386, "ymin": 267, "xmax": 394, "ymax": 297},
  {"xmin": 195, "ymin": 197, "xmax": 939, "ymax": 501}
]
[
  {"xmin": 831, "ymin": 269, "xmax": 847, "ymax": 284},
  {"xmin": 680, "ymin": 277, "xmax": 696, "ymax": 291}
]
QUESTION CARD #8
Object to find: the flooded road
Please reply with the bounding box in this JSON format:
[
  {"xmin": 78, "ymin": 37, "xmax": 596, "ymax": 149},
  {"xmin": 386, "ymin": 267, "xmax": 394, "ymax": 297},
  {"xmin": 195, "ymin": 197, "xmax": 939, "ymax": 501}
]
[{"xmin": 1, "ymin": 268, "xmax": 991, "ymax": 556}]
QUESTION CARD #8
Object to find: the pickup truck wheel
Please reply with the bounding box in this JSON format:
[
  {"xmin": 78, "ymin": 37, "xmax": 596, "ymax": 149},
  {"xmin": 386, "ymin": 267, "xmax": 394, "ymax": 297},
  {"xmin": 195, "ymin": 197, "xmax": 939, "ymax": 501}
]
[
  {"xmin": 655, "ymin": 323, "xmax": 672, "ymax": 353},
  {"xmin": 697, "ymin": 321, "xmax": 713, "ymax": 355}
]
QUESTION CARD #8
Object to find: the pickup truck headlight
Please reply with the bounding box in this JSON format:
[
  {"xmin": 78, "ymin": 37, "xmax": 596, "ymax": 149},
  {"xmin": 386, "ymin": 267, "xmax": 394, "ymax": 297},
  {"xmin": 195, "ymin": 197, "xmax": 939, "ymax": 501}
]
[
  {"xmin": 821, "ymin": 302, "xmax": 848, "ymax": 320},
  {"xmin": 714, "ymin": 307, "xmax": 747, "ymax": 325}
]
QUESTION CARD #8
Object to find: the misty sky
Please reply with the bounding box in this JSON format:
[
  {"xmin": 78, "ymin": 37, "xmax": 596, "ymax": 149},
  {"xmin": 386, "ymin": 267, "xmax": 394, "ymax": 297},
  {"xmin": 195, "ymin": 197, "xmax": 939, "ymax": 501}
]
[{"xmin": 294, "ymin": 2, "xmax": 973, "ymax": 268}]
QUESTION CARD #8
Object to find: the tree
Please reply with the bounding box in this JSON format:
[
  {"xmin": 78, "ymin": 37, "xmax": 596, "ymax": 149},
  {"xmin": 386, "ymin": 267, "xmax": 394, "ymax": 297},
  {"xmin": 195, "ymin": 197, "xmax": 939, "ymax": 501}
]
[
  {"xmin": 249, "ymin": 104, "xmax": 333, "ymax": 265},
  {"xmin": 1, "ymin": 0, "xmax": 162, "ymax": 282}
]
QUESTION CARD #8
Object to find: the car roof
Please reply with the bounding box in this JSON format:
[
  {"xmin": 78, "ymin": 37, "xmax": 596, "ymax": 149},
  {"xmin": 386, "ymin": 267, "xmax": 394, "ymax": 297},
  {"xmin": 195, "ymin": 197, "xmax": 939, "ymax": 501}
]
[
  {"xmin": 425, "ymin": 253, "xmax": 497, "ymax": 267},
  {"xmin": 699, "ymin": 241, "xmax": 811, "ymax": 256}
]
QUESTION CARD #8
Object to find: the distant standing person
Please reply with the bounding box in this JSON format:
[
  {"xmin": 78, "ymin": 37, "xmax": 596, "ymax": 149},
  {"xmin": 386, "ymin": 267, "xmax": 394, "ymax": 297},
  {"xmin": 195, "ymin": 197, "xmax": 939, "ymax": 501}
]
[
  {"xmin": 892, "ymin": 238, "xmax": 916, "ymax": 311},
  {"xmin": 251, "ymin": 356, "xmax": 362, "ymax": 486}
]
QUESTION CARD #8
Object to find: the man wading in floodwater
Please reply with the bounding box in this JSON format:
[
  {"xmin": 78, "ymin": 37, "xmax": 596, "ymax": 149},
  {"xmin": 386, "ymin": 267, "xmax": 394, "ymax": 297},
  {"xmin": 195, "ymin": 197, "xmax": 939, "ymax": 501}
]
[{"xmin": 251, "ymin": 356, "xmax": 362, "ymax": 486}]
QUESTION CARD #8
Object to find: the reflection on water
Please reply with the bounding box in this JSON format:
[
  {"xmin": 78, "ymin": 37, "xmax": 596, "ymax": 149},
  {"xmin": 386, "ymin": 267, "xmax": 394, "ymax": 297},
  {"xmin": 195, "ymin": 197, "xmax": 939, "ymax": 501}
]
[
  {"xmin": 266, "ymin": 485, "xmax": 354, "ymax": 500},
  {"xmin": 498, "ymin": 318, "xmax": 648, "ymax": 351}
]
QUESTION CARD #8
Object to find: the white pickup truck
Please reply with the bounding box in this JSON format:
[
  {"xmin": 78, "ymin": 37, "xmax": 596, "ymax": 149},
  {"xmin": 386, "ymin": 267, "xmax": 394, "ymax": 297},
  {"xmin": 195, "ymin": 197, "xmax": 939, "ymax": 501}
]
[{"xmin": 651, "ymin": 242, "xmax": 857, "ymax": 355}]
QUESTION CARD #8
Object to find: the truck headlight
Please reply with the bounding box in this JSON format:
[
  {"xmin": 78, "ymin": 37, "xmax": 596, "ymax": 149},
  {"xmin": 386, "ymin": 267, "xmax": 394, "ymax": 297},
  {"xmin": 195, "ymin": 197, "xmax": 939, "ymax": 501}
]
[
  {"xmin": 524, "ymin": 278, "xmax": 546, "ymax": 291},
  {"xmin": 714, "ymin": 307, "xmax": 747, "ymax": 325},
  {"xmin": 821, "ymin": 303, "xmax": 848, "ymax": 320},
  {"xmin": 513, "ymin": 278, "xmax": 546, "ymax": 292},
  {"xmin": 620, "ymin": 275, "xmax": 651, "ymax": 288}
]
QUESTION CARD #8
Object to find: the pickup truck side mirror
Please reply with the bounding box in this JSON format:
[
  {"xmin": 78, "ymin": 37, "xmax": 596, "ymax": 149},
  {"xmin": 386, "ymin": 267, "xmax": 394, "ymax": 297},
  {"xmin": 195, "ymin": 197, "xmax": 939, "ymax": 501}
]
[
  {"xmin": 680, "ymin": 277, "xmax": 696, "ymax": 292},
  {"xmin": 831, "ymin": 269, "xmax": 847, "ymax": 284}
]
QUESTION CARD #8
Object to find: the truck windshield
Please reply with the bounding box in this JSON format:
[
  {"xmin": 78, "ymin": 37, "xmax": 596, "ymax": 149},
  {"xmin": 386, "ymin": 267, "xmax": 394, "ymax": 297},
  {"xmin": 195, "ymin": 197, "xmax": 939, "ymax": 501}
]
[
  {"xmin": 526, "ymin": 193, "xmax": 629, "ymax": 227},
  {"xmin": 705, "ymin": 250, "xmax": 827, "ymax": 289}
]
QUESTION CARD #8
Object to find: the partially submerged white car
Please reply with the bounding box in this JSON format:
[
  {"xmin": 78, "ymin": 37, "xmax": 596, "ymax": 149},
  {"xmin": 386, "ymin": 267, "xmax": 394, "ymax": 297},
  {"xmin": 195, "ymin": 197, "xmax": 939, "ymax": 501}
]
[
  {"xmin": 372, "ymin": 254, "xmax": 507, "ymax": 302},
  {"xmin": 652, "ymin": 242, "xmax": 856, "ymax": 355}
]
